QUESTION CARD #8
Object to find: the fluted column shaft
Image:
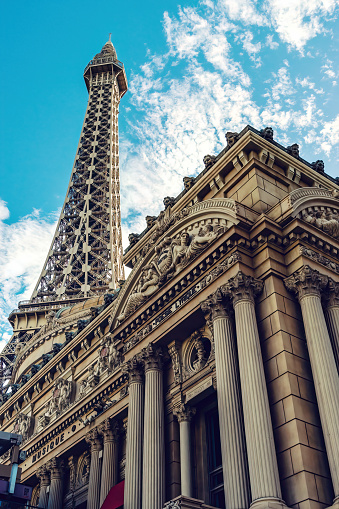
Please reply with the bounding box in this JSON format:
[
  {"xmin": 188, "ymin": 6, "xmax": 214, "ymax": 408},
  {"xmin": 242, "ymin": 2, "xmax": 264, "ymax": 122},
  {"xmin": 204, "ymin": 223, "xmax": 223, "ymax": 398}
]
[
  {"xmin": 224, "ymin": 273, "xmax": 282, "ymax": 508},
  {"xmin": 326, "ymin": 305, "xmax": 339, "ymax": 368},
  {"xmin": 46, "ymin": 460, "xmax": 63, "ymax": 509},
  {"xmin": 86, "ymin": 430, "xmax": 102, "ymax": 509},
  {"xmin": 142, "ymin": 344, "xmax": 165, "ymax": 509},
  {"xmin": 37, "ymin": 465, "xmax": 50, "ymax": 509},
  {"xmin": 99, "ymin": 420, "xmax": 120, "ymax": 505},
  {"xmin": 285, "ymin": 268, "xmax": 339, "ymax": 500},
  {"xmin": 124, "ymin": 359, "xmax": 144, "ymax": 509},
  {"xmin": 325, "ymin": 280, "xmax": 339, "ymax": 370},
  {"xmin": 201, "ymin": 291, "xmax": 250, "ymax": 509},
  {"xmin": 173, "ymin": 404, "xmax": 196, "ymax": 497}
]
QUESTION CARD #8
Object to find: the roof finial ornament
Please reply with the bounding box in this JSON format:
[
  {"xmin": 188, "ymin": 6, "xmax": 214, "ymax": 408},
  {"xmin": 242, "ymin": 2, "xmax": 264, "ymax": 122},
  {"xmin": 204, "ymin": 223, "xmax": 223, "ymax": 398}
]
[{"xmin": 109, "ymin": 33, "xmax": 112, "ymax": 42}]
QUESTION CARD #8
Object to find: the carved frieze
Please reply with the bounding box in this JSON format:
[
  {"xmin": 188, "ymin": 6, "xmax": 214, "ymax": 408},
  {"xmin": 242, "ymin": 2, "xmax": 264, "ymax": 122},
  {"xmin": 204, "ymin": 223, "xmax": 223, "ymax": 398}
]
[
  {"xmin": 299, "ymin": 246, "xmax": 339, "ymax": 275},
  {"xmin": 118, "ymin": 224, "xmax": 227, "ymax": 322},
  {"xmin": 303, "ymin": 209, "xmax": 339, "ymax": 239}
]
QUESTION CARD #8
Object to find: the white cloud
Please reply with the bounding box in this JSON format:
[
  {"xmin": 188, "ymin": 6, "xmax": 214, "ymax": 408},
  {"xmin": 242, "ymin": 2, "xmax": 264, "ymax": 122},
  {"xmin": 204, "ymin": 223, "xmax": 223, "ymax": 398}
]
[
  {"xmin": 264, "ymin": 0, "xmax": 339, "ymax": 52},
  {"xmin": 0, "ymin": 201, "xmax": 57, "ymax": 340},
  {"xmin": 320, "ymin": 114, "xmax": 339, "ymax": 154},
  {"xmin": 265, "ymin": 34, "xmax": 279, "ymax": 49}
]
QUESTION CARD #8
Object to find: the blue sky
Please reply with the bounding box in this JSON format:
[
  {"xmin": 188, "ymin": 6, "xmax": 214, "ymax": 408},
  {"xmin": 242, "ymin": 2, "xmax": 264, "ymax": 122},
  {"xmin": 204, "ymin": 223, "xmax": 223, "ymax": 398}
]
[{"xmin": 1, "ymin": 0, "xmax": 339, "ymax": 345}]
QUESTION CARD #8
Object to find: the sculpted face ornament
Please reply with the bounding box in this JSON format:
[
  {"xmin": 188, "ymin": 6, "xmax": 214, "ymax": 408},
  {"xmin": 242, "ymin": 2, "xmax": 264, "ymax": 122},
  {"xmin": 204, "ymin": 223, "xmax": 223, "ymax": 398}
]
[
  {"xmin": 203, "ymin": 155, "xmax": 216, "ymax": 169},
  {"xmin": 287, "ymin": 143, "xmax": 300, "ymax": 158},
  {"xmin": 183, "ymin": 176, "xmax": 194, "ymax": 191},
  {"xmin": 146, "ymin": 215, "xmax": 157, "ymax": 229},
  {"xmin": 311, "ymin": 160, "xmax": 325, "ymax": 174},
  {"xmin": 128, "ymin": 233, "xmax": 140, "ymax": 247},
  {"xmin": 164, "ymin": 196, "xmax": 175, "ymax": 209},
  {"xmin": 225, "ymin": 131, "xmax": 239, "ymax": 147},
  {"xmin": 260, "ymin": 126, "xmax": 274, "ymax": 141},
  {"xmin": 117, "ymin": 224, "xmax": 226, "ymax": 322}
]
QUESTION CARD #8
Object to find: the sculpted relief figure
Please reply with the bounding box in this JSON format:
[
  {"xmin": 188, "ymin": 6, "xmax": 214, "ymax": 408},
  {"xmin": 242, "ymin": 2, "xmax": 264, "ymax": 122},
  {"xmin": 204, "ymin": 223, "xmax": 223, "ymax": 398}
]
[
  {"xmin": 39, "ymin": 378, "xmax": 72, "ymax": 428},
  {"xmin": 118, "ymin": 224, "xmax": 226, "ymax": 322},
  {"xmin": 92, "ymin": 335, "xmax": 122, "ymax": 376},
  {"xmin": 304, "ymin": 210, "xmax": 339, "ymax": 239},
  {"xmin": 13, "ymin": 413, "xmax": 31, "ymax": 440}
]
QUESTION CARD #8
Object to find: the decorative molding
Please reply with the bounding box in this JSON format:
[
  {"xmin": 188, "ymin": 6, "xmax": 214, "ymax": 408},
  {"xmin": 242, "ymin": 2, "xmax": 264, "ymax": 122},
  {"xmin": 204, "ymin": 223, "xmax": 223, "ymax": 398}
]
[
  {"xmin": 300, "ymin": 246, "xmax": 339, "ymax": 275},
  {"xmin": 289, "ymin": 187, "xmax": 333, "ymax": 206},
  {"xmin": 168, "ymin": 342, "xmax": 182, "ymax": 385},
  {"xmin": 284, "ymin": 265, "xmax": 328, "ymax": 300},
  {"xmin": 121, "ymin": 252, "xmax": 241, "ymax": 354}
]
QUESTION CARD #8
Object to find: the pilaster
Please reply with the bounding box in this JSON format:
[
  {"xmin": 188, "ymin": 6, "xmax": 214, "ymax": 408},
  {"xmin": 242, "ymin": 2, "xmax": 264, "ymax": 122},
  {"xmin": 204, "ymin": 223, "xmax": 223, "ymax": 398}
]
[
  {"xmin": 36, "ymin": 464, "xmax": 50, "ymax": 509},
  {"xmin": 99, "ymin": 418, "xmax": 120, "ymax": 506},
  {"xmin": 46, "ymin": 458, "xmax": 64, "ymax": 509},
  {"xmin": 85, "ymin": 428, "xmax": 103, "ymax": 509},
  {"xmin": 173, "ymin": 404, "xmax": 196, "ymax": 498}
]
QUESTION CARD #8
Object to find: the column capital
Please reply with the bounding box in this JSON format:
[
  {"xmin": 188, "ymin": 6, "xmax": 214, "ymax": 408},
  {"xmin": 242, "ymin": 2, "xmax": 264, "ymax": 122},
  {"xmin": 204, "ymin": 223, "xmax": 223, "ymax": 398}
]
[
  {"xmin": 325, "ymin": 278, "xmax": 339, "ymax": 308},
  {"xmin": 284, "ymin": 265, "xmax": 328, "ymax": 300},
  {"xmin": 36, "ymin": 464, "xmax": 50, "ymax": 485},
  {"xmin": 222, "ymin": 271, "xmax": 264, "ymax": 305},
  {"xmin": 141, "ymin": 343, "xmax": 163, "ymax": 372},
  {"xmin": 200, "ymin": 288, "xmax": 231, "ymax": 321},
  {"xmin": 98, "ymin": 418, "xmax": 120, "ymax": 443},
  {"xmin": 122, "ymin": 355, "xmax": 144, "ymax": 384},
  {"xmin": 46, "ymin": 457, "xmax": 64, "ymax": 480},
  {"xmin": 85, "ymin": 428, "xmax": 102, "ymax": 452},
  {"xmin": 173, "ymin": 403, "xmax": 196, "ymax": 423}
]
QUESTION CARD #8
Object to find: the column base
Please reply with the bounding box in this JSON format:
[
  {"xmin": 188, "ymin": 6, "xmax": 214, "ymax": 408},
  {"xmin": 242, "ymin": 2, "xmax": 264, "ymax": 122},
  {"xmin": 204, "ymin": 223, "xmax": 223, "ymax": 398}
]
[
  {"xmin": 250, "ymin": 497, "xmax": 289, "ymax": 509},
  {"xmin": 163, "ymin": 495, "xmax": 219, "ymax": 508}
]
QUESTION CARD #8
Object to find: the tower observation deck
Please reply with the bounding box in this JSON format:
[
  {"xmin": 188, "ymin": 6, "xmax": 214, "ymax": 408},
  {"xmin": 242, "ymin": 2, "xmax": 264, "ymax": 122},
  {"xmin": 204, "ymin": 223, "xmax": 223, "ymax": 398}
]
[{"xmin": 0, "ymin": 39, "xmax": 127, "ymax": 395}]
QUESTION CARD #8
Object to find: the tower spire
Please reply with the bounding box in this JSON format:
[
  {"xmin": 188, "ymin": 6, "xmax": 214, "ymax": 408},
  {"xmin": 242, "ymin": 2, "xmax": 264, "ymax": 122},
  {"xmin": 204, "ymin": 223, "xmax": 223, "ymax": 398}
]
[{"xmin": 30, "ymin": 40, "xmax": 128, "ymax": 303}]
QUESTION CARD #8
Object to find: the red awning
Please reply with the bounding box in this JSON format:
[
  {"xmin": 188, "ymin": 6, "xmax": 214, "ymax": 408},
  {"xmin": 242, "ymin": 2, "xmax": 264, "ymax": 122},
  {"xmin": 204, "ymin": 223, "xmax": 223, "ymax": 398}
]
[{"xmin": 101, "ymin": 480, "xmax": 124, "ymax": 509}]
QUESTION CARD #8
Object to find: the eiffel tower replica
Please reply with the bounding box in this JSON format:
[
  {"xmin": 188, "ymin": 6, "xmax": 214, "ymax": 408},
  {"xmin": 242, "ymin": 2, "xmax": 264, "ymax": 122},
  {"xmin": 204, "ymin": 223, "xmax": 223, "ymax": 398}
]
[{"xmin": 0, "ymin": 37, "xmax": 127, "ymax": 394}]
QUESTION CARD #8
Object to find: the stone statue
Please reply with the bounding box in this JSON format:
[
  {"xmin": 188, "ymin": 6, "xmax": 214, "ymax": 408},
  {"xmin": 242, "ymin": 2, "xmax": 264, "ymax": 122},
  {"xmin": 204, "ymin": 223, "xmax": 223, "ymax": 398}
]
[
  {"xmin": 128, "ymin": 233, "xmax": 140, "ymax": 247},
  {"xmin": 145, "ymin": 215, "xmax": 157, "ymax": 229},
  {"xmin": 260, "ymin": 126, "xmax": 274, "ymax": 141},
  {"xmin": 13, "ymin": 413, "xmax": 31, "ymax": 440},
  {"xmin": 41, "ymin": 378, "xmax": 72, "ymax": 420},
  {"xmin": 117, "ymin": 224, "xmax": 226, "ymax": 322},
  {"xmin": 203, "ymin": 154, "xmax": 216, "ymax": 168},
  {"xmin": 225, "ymin": 131, "xmax": 239, "ymax": 147},
  {"xmin": 163, "ymin": 196, "xmax": 175, "ymax": 209},
  {"xmin": 183, "ymin": 176, "xmax": 194, "ymax": 191},
  {"xmin": 287, "ymin": 143, "xmax": 300, "ymax": 158},
  {"xmin": 311, "ymin": 160, "xmax": 325, "ymax": 174}
]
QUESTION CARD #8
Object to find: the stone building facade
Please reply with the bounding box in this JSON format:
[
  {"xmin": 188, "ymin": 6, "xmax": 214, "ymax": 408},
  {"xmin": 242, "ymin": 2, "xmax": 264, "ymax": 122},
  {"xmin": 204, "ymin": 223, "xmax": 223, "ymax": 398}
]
[{"xmin": 1, "ymin": 43, "xmax": 339, "ymax": 509}]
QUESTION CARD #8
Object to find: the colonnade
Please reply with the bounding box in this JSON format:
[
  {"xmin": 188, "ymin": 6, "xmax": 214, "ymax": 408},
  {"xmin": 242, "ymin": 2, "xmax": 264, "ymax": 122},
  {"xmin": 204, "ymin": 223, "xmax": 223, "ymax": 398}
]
[
  {"xmin": 36, "ymin": 418, "xmax": 121, "ymax": 509},
  {"xmin": 36, "ymin": 267, "xmax": 339, "ymax": 509}
]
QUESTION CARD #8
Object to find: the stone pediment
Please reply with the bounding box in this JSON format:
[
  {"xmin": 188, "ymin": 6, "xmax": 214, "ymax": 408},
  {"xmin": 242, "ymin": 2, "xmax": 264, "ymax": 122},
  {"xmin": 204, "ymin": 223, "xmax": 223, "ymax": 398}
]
[{"xmin": 113, "ymin": 198, "xmax": 239, "ymax": 325}]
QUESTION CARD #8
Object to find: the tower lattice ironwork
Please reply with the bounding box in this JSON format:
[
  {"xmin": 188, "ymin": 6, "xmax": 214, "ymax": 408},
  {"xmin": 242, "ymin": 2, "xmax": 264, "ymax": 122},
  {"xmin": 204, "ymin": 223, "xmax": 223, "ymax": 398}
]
[
  {"xmin": 0, "ymin": 38, "xmax": 127, "ymax": 396},
  {"xmin": 31, "ymin": 38, "xmax": 127, "ymax": 303}
]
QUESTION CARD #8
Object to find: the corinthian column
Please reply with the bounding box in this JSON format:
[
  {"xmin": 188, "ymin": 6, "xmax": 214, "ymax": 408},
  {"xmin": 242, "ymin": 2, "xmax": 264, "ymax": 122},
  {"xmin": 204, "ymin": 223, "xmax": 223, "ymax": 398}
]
[
  {"xmin": 99, "ymin": 419, "xmax": 120, "ymax": 506},
  {"xmin": 285, "ymin": 266, "xmax": 339, "ymax": 504},
  {"xmin": 46, "ymin": 458, "xmax": 64, "ymax": 509},
  {"xmin": 141, "ymin": 344, "xmax": 165, "ymax": 509},
  {"xmin": 325, "ymin": 278, "xmax": 339, "ymax": 370},
  {"xmin": 173, "ymin": 403, "xmax": 196, "ymax": 498},
  {"xmin": 201, "ymin": 289, "xmax": 250, "ymax": 509},
  {"xmin": 223, "ymin": 272, "xmax": 283, "ymax": 509},
  {"xmin": 85, "ymin": 428, "xmax": 103, "ymax": 509},
  {"xmin": 123, "ymin": 356, "xmax": 144, "ymax": 509},
  {"xmin": 36, "ymin": 464, "xmax": 50, "ymax": 509}
]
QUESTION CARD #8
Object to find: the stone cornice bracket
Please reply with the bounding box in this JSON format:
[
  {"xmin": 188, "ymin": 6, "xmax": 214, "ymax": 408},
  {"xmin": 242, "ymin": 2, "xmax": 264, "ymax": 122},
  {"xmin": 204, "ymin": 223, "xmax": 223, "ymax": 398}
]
[
  {"xmin": 122, "ymin": 355, "xmax": 144, "ymax": 384},
  {"xmin": 98, "ymin": 418, "xmax": 120, "ymax": 443},
  {"xmin": 173, "ymin": 403, "xmax": 196, "ymax": 423},
  {"xmin": 36, "ymin": 464, "xmax": 50, "ymax": 484},
  {"xmin": 200, "ymin": 288, "xmax": 231, "ymax": 321},
  {"xmin": 221, "ymin": 271, "xmax": 264, "ymax": 305},
  {"xmin": 140, "ymin": 343, "xmax": 163, "ymax": 372},
  {"xmin": 46, "ymin": 457, "xmax": 64, "ymax": 479},
  {"xmin": 284, "ymin": 265, "xmax": 328, "ymax": 301},
  {"xmin": 325, "ymin": 278, "xmax": 339, "ymax": 308},
  {"xmin": 85, "ymin": 428, "xmax": 102, "ymax": 452}
]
